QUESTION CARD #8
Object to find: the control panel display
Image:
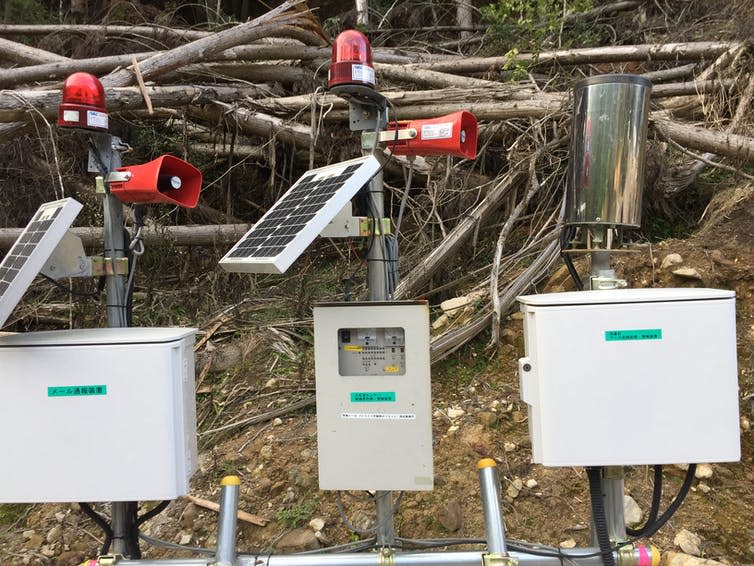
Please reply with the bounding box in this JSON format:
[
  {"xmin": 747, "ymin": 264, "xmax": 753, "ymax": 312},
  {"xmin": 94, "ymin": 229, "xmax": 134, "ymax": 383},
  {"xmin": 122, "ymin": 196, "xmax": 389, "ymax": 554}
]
[{"xmin": 338, "ymin": 327, "xmax": 405, "ymax": 376}]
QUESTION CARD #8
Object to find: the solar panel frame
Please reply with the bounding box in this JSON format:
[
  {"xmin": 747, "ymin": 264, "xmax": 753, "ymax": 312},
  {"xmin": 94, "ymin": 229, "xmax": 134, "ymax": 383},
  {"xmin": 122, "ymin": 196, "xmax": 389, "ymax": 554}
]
[
  {"xmin": 0, "ymin": 198, "xmax": 83, "ymax": 329},
  {"xmin": 220, "ymin": 155, "xmax": 381, "ymax": 274}
]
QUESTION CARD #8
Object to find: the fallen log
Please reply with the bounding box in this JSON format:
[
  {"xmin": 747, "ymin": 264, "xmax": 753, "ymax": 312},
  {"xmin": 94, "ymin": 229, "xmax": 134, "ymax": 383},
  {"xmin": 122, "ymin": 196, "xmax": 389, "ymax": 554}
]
[
  {"xmin": 0, "ymin": 23, "xmax": 211, "ymax": 42},
  {"xmin": 0, "ymin": 85, "xmax": 268, "ymax": 122},
  {"xmin": 652, "ymin": 117, "xmax": 754, "ymax": 163},
  {"xmin": 0, "ymin": 224, "xmax": 251, "ymax": 251},
  {"xmin": 0, "ymin": 36, "xmax": 69, "ymax": 65},
  {"xmin": 421, "ymin": 41, "xmax": 743, "ymax": 74}
]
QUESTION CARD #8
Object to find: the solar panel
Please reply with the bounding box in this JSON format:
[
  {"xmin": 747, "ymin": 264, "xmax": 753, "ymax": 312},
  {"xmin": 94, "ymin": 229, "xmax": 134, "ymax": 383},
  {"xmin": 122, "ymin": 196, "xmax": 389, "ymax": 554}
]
[
  {"xmin": 220, "ymin": 155, "xmax": 381, "ymax": 274},
  {"xmin": 0, "ymin": 198, "xmax": 83, "ymax": 328}
]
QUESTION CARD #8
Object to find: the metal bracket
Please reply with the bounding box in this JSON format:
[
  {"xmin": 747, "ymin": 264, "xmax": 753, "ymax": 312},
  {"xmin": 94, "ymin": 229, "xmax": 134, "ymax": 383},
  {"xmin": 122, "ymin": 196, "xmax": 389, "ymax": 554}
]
[
  {"xmin": 95, "ymin": 555, "xmax": 122, "ymax": 566},
  {"xmin": 359, "ymin": 217, "xmax": 392, "ymax": 237},
  {"xmin": 91, "ymin": 257, "xmax": 129, "ymax": 276},
  {"xmin": 40, "ymin": 231, "xmax": 92, "ymax": 279},
  {"xmin": 362, "ymin": 128, "xmax": 417, "ymax": 148},
  {"xmin": 483, "ymin": 553, "xmax": 519, "ymax": 566},
  {"xmin": 589, "ymin": 275, "xmax": 628, "ymax": 291},
  {"xmin": 105, "ymin": 171, "xmax": 132, "ymax": 184}
]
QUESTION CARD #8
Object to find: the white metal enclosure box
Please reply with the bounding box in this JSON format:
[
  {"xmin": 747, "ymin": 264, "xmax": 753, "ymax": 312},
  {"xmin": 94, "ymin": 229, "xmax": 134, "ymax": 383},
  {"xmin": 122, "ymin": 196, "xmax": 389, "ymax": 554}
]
[
  {"xmin": 314, "ymin": 301, "xmax": 433, "ymax": 490},
  {"xmin": 0, "ymin": 327, "xmax": 197, "ymax": 502},
  {"xmin": 517, "ymin": 288, "xmax": 740, "ymax": 466}
]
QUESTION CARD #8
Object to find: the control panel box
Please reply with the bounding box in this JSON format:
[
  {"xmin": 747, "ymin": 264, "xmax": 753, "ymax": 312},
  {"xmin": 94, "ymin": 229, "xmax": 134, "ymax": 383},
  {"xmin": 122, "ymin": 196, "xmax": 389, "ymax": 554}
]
[
  {"xmin": 517, "ymin": 288, "xmax": 740, "ymax": 466},
  {"xmin": 0, "ymin": 327, "xmax": 197, "ymax": 502},
  {"xmin": 314, "ymin": 301, "xmax": 433, "ymax": 490}
]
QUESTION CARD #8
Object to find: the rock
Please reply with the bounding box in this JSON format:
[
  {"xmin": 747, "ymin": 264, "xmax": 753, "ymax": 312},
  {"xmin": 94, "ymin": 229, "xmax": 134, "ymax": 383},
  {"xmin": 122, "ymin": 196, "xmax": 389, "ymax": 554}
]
[
  {"xmin": 308, "ymin": 517, "xmax": 325, "ymax": 532},
  {"xmin": 742, "ymin": 416, "xmax": 751, "ymax": 431},
  {"xmin": 663, "ymin": 551, "xmax": 727, "ymax": 566},
  {"xmin": 259, "ymin": 444, "xmax": 273, "ymax": 461},
  {"xmin": 623, "ymin": 495, "xmax": 643, "ymax": 527},
  {"xmin": 447, "ymin": 425, "xmax": 459, "ymax": 434},
  {"xmin": 181, "ymin": 503, "xmax": 197, "ymax": 530},
  {"xmin": 46, "ymin": 525, "xmax": 63, "ymax": 544},
  {"xmin": 179, "ymin": 533, "xmax": 192, "ymax": 546},
  {"xmin": 432, "ymin": 313, "xmax": 450, "ymax": 331},
  {"xmin": 22, "ymin": 530, "xmax": 35, "ymax": 540},
  {"xmin": 697, "ymin": 482, "xmax": 711, "ymax": 494},
  {"xmin": 441, "ymin": 295, "xmax": 472, "ymax": 315},
  {"xmin": 273, "ymin": 417, "xmax": 283, "ymax": 426},
  {"xmin": 559, "ymin": 538, "xmax": 577, "ymax": 548},
  {"xmin": 672, "ymin": 267, "xmax": 702, "ymax": 280},
  {"xmin": 695, "ymin": 464, "xmax": 714, "ymax": 479},
  {"xmin": 54, "ymin": 512, "xmax": 66, "ymax": 523},
  {"xmin": 275, "ymin": 528, "xmax": 320, "ymax": 552},
  {"xmin": 525, "ymin": 478, "xmax": 538, "ymax": 489},
  {"xmin": 40, "ymin": 545, "xmax": 55, "ymax": 558},
  {"xmin": 438, "ymin": 499, "xmax": 463, "ymax": 532},
  {"xmin": 478, "ymin": 411, "xmax": 498, "ymax": 427},
  {"xmin": 503, "ymin": 441, "xmax": 517, "ymax": 452},
  {"xmin": 660, "ymin": 253, "xmax": 683, "ymax": 269},
  {"xmin": 674, "ymin": 529, "xmax": 702, "ymax": 556},
  {"xmin": 264, "ymin": 378, "xmax": 277, "ymax": 388},
  {"xmin": 500, "ymin": 328, "xmax": 517, "ymax": 345},
  {"xmin": 27, "ymin": 533, "xmax": 45, "ymax": 549},
  {"xmin": 447, "ymin": 407, "xmax": 466, "ymax": 419},
  {"xmin": 507, "ymin": 477, "xmax": 523, "ymax": 498}
]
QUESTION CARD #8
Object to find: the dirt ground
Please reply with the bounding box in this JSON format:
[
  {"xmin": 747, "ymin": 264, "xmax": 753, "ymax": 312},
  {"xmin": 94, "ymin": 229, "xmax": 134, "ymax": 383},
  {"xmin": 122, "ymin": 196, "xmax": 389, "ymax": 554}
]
[{"xmin": 1, "ymin": 190, "xmax": 753, "ymax": 566}]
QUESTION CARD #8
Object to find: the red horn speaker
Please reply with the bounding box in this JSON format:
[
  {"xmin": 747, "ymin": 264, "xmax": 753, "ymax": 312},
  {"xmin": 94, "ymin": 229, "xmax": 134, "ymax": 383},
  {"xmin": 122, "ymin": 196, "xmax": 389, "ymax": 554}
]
[
  {"xmin": 385, "ymin": 111, "xmax": 478, "ymax": 159},
  {"xmin": 109, "ymin": 155, "xmax": 202, "ymax": 208}
]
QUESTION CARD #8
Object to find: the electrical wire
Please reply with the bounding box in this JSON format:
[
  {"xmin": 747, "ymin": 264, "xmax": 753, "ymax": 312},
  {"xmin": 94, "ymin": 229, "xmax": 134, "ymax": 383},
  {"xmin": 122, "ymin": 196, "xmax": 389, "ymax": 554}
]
[
  {"xmin": 139, "ymin": 532, "xmax": 215, "ymax": 555},
  {"xmin": 631, "ymin": 464, "xmax": 696, "ymax": 540},
  {"xmin": 586, "ymin": 467, "xmax": 616, "ymax": 566},
  {"xmin": 79, "ymin": 502, "xmax": 113, "ymax": 555},
  {"xmin": 560, "ymin": 225, "xmax": 583, "ymax": 291},
  {"xmin": 626, "ymin": 465, "xmax": 663, "ymax": 537}
]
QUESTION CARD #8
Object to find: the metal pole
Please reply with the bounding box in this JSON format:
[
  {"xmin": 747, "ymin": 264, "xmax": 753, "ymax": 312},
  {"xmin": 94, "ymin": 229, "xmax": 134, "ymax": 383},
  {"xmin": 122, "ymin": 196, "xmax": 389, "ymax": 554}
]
[
  {"xmin": 361, "ymin": 105, "xmax": 395, "ymax": 547},
  {"xmin": 113, "ymin": 546, "xmax": 659, "ymax": 566},
  {"xmin": 91, "ymin": 133, "xmax": 135, "ymax": 556},
  {"xmin": 214, "ymin": 476, "xmax": 240, "ymax": 566},
  {"xmin": 587, "ymin": 250, "xmax": 627, "ymax": 546},
  {"xmin": 477, "ymin": 459, "xmax": 507, "ymax": 554}
]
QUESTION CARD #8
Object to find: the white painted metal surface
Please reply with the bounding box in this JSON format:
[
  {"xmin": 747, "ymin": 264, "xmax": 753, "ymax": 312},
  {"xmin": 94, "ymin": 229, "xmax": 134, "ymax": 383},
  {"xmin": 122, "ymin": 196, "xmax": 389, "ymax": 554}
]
[
  {"xmin": 314, "ymin": 302, "xmax": 433, "ymax": 490},
  {"xmin": 517, "ymin": 288, "xmax": 740, "ymax": 466},
  {"xmin": 0, "ymin": 327, "xmax": 197, "ymax": 502}
]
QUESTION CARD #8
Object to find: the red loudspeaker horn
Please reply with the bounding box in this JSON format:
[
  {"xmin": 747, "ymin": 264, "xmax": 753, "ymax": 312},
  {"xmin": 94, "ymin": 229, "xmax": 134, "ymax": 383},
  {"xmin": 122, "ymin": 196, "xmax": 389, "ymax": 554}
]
[
  {"xmin": 385, "ymin": 111, "xmax": 478, "ymax": 159},
  {"xmin": 109, "ymin": 154, "xmax": 202, "ymax": 208}
]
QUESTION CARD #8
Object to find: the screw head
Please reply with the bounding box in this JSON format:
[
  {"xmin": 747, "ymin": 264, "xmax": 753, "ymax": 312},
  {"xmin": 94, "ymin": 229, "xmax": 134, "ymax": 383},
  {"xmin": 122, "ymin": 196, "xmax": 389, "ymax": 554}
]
[{"xmin": 522, "ymin": 363, "xmax": 532, "ymax": 372}]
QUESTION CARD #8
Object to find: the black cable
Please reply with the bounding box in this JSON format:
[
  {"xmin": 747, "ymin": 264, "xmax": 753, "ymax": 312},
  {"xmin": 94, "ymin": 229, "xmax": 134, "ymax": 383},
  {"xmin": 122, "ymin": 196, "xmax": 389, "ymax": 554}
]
[
  {"xmin": 626, "ymin": 465, "xmax": 663, "ymax": 537},
  {"xmin": 79, "ymin": 502, "xmax": 113, "ymax": 555},
  {"xmin": 586, "ymin": 466, "xmax": 616, "ymax": 566},
  {"xmin": 560, "ymin": 225, "xmax": 583, "ymax": 291},
  {"xmin": 135, "ymin": 500, "xmax": 171, "ymax": 527},
  {"xmin": 633, "ymin": 464, "xmax": 696, "ymax": 540}
]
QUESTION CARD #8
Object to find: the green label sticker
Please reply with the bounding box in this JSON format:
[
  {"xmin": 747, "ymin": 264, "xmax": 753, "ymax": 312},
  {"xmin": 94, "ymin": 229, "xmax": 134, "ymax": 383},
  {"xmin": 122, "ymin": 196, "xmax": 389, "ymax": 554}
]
[
  {"xmin": 605, "ymin": 329, "xmax": 662, "ymax": 342},
  {"xmin": 48, "ymin": 385, "xmax": 107, "ymax": 397},
  {"xmin": 350, "ymin": 391, "xmax": 396, "ymax": 403}
]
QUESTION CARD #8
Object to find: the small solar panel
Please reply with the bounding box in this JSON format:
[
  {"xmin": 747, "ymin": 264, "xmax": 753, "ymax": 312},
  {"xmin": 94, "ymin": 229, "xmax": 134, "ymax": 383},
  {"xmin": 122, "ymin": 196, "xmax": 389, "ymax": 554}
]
[
  {"xmin": 220, "ymin": 155, "xmax": 381, "ymax": 274},
  {"xmin": 0, "ymin": 198, "xmax": 83, "ymax": 328}
]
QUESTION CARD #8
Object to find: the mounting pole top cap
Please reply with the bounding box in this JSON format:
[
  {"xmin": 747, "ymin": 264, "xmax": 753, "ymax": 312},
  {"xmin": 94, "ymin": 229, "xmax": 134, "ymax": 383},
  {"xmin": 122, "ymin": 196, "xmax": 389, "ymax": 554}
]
[
  {"xmin": 328, "ymin": 29, "xmax": 375, "ymax": 89},
  {"xmin": 57, "ymin": 72, "xmax": 109, "ymax": 132}
]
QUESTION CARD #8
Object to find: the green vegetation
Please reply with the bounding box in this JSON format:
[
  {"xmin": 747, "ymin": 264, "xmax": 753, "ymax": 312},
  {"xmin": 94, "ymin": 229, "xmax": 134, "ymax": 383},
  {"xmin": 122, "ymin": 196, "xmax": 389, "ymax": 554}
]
[
  {"xmin": 275, "ymin": 499, "xmax": 317, "ymax": 528},
  {"xmin": 0, "ymin": 504, "xmax": 28, "ymax": 526}
]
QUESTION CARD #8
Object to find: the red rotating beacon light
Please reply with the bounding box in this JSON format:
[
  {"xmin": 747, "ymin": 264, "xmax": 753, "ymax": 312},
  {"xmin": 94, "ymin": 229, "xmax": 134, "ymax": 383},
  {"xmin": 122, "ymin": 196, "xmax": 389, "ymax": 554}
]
[
  {"xmin": 328, "ymin": 29, "xmax": 375, "ymax": 89},
  {"xmin": 57, "ymin": 72, "xmax": 108, "ymax": 132}
]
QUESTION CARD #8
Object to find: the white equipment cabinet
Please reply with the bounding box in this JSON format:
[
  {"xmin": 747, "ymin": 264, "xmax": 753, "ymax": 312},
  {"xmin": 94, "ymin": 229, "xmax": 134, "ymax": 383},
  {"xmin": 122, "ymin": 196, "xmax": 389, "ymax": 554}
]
[
  {"xmin": 314, "ymin": 301, "xmax": 433, "ymax": 491},
  {"xmin": 517, "ymin": 288, "xmax": 740, "ymax": 467},
  {"xmin": 0, "ymin": 327, "xmax": 197, "ymax": 503}
]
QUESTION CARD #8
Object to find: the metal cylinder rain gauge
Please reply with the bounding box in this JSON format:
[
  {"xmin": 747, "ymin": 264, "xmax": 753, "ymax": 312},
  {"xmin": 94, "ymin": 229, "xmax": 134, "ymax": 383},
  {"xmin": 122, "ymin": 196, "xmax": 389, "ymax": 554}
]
[{"xmin": 566, "ymin": 75, "xmax": 652, "ymax": 250}]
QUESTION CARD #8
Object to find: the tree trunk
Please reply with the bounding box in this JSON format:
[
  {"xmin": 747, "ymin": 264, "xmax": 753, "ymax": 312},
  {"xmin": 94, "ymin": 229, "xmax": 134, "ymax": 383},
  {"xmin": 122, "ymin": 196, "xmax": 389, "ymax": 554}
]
[{"xmin": 0, "ymin": 36, "xmax": 69, "ymax": 64}]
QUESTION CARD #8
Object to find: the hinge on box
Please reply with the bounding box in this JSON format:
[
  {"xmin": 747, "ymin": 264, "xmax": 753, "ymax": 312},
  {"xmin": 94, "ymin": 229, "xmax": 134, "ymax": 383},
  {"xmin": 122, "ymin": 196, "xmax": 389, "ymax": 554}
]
[{"xmin": 483, "ymin": 553, "xmax": 518, "ymax": 566}]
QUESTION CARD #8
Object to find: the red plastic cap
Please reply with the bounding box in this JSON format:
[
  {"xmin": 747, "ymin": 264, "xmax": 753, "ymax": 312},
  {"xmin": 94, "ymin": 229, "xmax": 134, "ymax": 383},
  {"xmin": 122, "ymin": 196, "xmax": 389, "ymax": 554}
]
[
  {"xmin": 57, "ymin": 72, "xmax": 108, "ymax": 132},
  {"xmin": 328, "ymin": 29, "xmax": 375, "ymax": 88}
]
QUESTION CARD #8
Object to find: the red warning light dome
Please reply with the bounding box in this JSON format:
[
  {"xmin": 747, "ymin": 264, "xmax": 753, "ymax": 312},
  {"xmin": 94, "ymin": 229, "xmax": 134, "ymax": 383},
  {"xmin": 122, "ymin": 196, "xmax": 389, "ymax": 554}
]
[
  {"xmin": 328, "ymin": 29, "xmax": 375, "ymax": 89},
  {"xmin": 57, "ymin": 72, "xmax": 109, "ymax": 132}
]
